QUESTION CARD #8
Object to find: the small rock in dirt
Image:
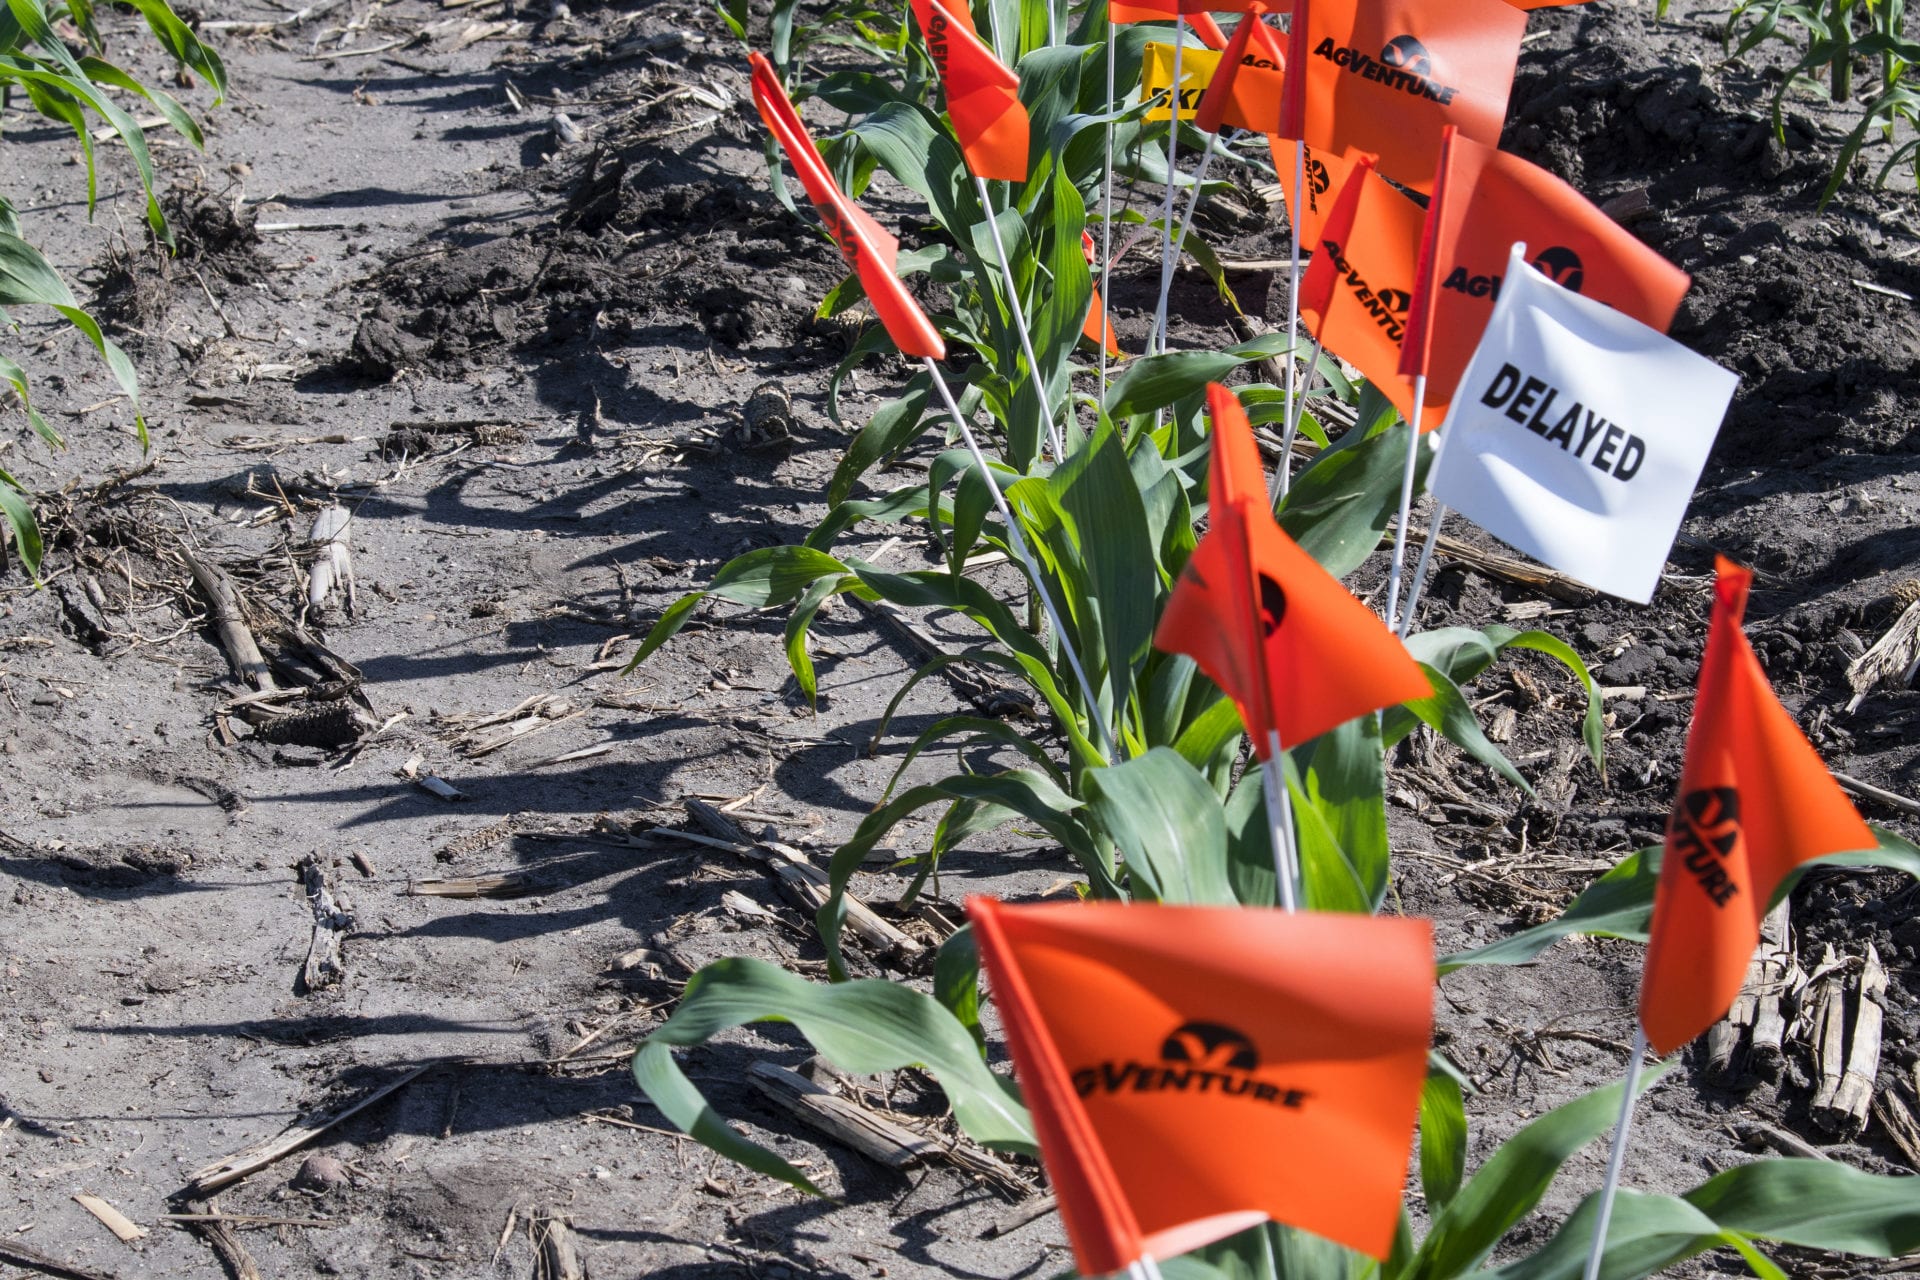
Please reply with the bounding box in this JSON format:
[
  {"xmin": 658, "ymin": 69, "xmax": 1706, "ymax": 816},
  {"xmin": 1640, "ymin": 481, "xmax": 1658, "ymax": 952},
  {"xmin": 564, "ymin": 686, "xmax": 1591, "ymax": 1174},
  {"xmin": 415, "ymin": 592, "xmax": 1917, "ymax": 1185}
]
[
  {"xmin": 351, "ymin": 317, "xmax": 428, "ymax": 380},
  {"xmin": 293, "ymin": 1153, "xmax": 351, "ymax": 1192}
]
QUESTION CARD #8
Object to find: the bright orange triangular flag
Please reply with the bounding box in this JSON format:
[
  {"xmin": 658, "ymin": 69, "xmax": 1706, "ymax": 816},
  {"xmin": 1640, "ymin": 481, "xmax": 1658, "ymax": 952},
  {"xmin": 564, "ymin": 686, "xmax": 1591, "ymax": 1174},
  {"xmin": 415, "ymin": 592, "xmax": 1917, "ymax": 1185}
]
[
  {"xmin": 913, "ymin": 0, "xmax": 1030, "ymax": 182},
  {"xmin": 748, "ymin": 54, "xmax": 946, "ymax": 359},
  {"xmin": 1270, "ymin": 138, "xmax": 1363, "ymax": 255},
  {"xmin": 1193, "ymin": 13, "xmax": 1287, "ymax": 134},
  {"xmin": 1154, "ymin": 384, "xmax": 1431, "ymax": 753},
  {"xmin": 1296, "ymin": 154, "xmax": 1439, "ymax": 429},
  {"xmin": 1276, "ymin": 0, "xmax": 1526, "ymax": 194},
  {"xmin": 1397, "ymin": 127, "xmax": 1691, "ymax": 424},
  {"xmin": 1080, "ymin": 231, "xmax": 1122, "ymax": 355},
  {"xmin": 1638, "ymin": 558, "xmax": 1876, "ymax": 1057},
  {"xmin": 968, "ymin": 897, "xmax": 1434, "ymax": 1274}
]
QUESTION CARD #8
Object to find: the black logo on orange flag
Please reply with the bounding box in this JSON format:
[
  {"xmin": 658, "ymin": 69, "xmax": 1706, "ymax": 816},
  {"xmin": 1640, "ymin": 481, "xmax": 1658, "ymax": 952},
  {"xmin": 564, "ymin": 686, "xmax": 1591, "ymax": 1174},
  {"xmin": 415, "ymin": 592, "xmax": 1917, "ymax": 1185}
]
[
  {"xmin": 1533, "ymin": 245, "xmax": 1585, "ymax": 292},
  {"xmin": 1670, "ymin": 787, "xmax": 1742, "ymax": 907},
  {"xmin": 1072, "ymin": 1021, "xmax": 1308, "ymax": 1108},
  {"xmin": 1257, "ymin": 574, "xmax": 1288, "ymax": 638},
  {"xmin": 1163, "ymin": 1022, "xmax": 1260, "ymax": 1071},
  {"xmin": 1380, "ymin": 35, "xmax": 1431, "ymax": 77}
]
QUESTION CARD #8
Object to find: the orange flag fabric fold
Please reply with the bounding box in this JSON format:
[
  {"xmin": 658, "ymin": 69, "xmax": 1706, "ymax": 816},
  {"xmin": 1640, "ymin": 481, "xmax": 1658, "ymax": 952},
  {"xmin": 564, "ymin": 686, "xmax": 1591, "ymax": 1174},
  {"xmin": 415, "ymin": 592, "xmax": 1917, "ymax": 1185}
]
[
  {"xmin": 1271, "ymin": 139, "xmax": 1362, "ymax": 257},
  {"xmin": 1638, "ymin": 558, "xmax": 1876, "ymax": 1056},
  {"xmin": 1297, "ymin": 154, "xmax": 1436, "ymax": 428},
  {"xmin": 1154, "ymin": 384, "xmax": 1431, "ymax": 752},
  {"xmin": 1194, "ymin": 14, "xmax": 1288, "ymax": 134},
  {"xmin": 1277, "ymin": 0, "xmax": 1526, "ymax": 193},
  {"xmin": 968, "ymin": 898, "xmax": 1434, "ymax": 1274},
  {"xmin": 1398, "ymin": 128, "xmax": 1691, "ymax": 420},
  {"xmin": 1081, "ymin": 231, "xmax": 1122, "ymax": 355},
  {"xmin": 913, "ymin": 0, "xmax": 1030, "ymax": 182},
  {"xmin": 1112, "ymin": 0, "xmax": 1289, "ymax": 20},
  {"xmin": 748, "ymin": 53, "xmax": 946, "ymax": 359}
]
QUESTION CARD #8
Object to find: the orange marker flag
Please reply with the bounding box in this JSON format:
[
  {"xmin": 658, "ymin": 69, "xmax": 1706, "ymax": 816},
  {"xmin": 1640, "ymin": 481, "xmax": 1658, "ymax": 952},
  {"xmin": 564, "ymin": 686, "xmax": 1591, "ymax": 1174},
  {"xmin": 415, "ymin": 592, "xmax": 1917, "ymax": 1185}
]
[
  {"xmin": 968, "ymin": 897, "xmax": 1435, "ymax": 1274},
  {"xmin": 748, "ymin": 54, "xmax": 945, "ymax": 359},
  {"xmin": 1270, "ymin": 138, "xmax": 1363, "ymax": 255},
  {"xmin": 1277, "ymin": 0, "xmax": 1526, "ymax": 194},
  {"xmin": 1193, "ymin": 12, "xmax": 1288, "ymax": 135},
  {"xmin": 912, "ymin": 0, "xmax": 1030, "ymax": 182},
  {"xmin": 1081, "ymin": 231, "xmax": 1122, "ymax": 355},
  {"xmin": 1155, "ymin": 384, "xmax": 1431, "ymax": 752},
  {"xmin": 1296, "ymin": 154, "xmax": 1436, "ymax": 429},
  {"xmin": 1398, "ymin": 127, "xmax": 1691, "ymax": 421},
  {"xmin": 1639, "ymin": 558, "xmax": 1876, "ymax": 1056}
]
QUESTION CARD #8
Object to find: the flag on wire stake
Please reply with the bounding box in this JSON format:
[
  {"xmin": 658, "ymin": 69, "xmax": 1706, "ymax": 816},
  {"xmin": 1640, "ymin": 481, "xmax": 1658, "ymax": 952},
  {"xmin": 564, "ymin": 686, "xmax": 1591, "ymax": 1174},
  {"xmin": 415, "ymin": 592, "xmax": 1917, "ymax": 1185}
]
[
  {"xmin": 749, "ymin": 52, "xmax": 1113, "ymax": 757},
  {"xmin": 967, "ymin": 897, "xmax": 1434, "ymax": 1277},
  {"xmin": 1580, "ymin": 556, "xmax": 1875, "ymax": 1280},
  {"xmin": 1417, "ymin": 243, "xmax": 1735, "ymax": 607},
  {"xmin": 1155, "ymin": 385, "xmax": 1431, "ymax": 904},
  {"xmin": 1398, "ymin": 126, "xmax": 1692, "ymax": 426}
]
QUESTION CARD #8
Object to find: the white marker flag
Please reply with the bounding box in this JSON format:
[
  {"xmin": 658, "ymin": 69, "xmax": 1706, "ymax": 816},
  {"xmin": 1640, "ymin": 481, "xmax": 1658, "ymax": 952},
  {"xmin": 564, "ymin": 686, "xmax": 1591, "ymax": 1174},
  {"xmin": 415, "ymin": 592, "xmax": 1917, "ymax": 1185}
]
[{"xmin": 1428, "ymin": 243, "xmax": 1737, "ymax": 604}]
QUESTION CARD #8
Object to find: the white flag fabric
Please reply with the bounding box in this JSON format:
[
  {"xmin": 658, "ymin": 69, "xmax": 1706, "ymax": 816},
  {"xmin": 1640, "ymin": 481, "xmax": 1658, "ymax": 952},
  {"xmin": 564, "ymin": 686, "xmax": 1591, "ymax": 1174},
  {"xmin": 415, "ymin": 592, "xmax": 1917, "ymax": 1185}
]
[{"xmin": 1427, "ymin": 243, "xmax": 1736, "ymax": 604}]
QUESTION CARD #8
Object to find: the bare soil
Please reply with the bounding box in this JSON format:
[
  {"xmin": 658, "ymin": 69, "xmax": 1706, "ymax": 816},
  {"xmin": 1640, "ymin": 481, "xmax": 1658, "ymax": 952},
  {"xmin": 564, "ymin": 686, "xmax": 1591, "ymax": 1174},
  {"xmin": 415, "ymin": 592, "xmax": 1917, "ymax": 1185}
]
[{"xmin": 2, "ymin": 2, "xmax": 1917, "ymax": 1278}]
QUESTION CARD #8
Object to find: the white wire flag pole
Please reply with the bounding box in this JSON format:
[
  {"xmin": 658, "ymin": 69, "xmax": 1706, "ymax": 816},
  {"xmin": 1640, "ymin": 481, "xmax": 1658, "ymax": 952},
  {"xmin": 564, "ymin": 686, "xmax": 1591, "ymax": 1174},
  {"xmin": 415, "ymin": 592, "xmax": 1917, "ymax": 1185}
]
[
  {"xmin": 1396, "ymin": 502, "xmax": 1449, "ymax": 639},
  {"xmin": 924, "ymin": 357, "xmax": 1116, "ymax": 760},
  {"xmin": 1151, "ymin": 128, "xmax": 1220, "ymax": 358},
  {"xmin": 1099, "ymin": 24, "xmax": 1117, "ymax": 391},
  {"xmin": 974, "ymin": 174, "xmax": 1067, "ymax": 462},
  {"xmin": 1152, "ymin": 18, "xmax": 1187, "ymax": 357},
  {"xmin": 1581, "ymin": 1027, "xmax": 1651, "ymax": 1280},
  {"xmin": 1382, "ymin": 377, "xmax": 1427, "ymax": 632},
  {"xmin": 1270, "ymin": 140, "xmax": 1306, "ymax": 506},
  {"xmin": 1261, "ymin": 729, "xmax": 1302, "ymax": 912},
  {"xmin": 1275, "ymin": 333, "xmax": 1324, "ymax": 501}
]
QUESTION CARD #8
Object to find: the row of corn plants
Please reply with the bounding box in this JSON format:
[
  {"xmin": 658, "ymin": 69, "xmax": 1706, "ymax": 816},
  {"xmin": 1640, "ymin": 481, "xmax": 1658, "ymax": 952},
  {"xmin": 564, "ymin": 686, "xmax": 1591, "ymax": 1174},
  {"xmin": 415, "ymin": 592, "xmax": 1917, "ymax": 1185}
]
[
  {"xmin": 622, "ymin": 3, "xmax": 1920, "ymax": 1277},
  {"xmin": 1, "ymin": 0, "xmax": 226, "ymax": 574}
]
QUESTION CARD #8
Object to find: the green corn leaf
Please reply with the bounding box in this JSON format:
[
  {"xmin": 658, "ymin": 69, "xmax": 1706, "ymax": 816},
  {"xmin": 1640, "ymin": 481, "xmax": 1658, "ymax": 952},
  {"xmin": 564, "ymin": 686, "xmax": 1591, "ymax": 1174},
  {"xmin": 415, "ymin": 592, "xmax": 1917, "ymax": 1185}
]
[
  {"xmin": 1396, "ymin": 661, "xmax": 1535, "ymax": 796},
  {"xmin": 818, "ymin": 768, "xmax": 1100, "ymax": 979},
  {"xmin": 76, "ymin": 53, "xmax": 201, "ymax": 147},
  {"xmin": 1393, "ymin": 626, "xmax": 1604, "ymax": 778},
  {"xmin": 631, "ymin": 956, "xmax": 1035, "ymax": 1193},
  {"xmin": 934, "ymin": 923, "xmax": 985, "ymax": 1053},
  {"xmin": 0, "ymin": 466, "xmax": 44, "ymax": 580},
  {"xmin": 0, "ymin": 232, "xmax": 143, "ymax": 440},
  {"xmin": 1417, "ymin": 1069, "xmax": 1468, "ymax": 1214},
  {"xmin": 114, "ymin": 0, "xmax": 225, "ymax": 100},
  {"xmin": 1683, "ymin": 1157, "xmax": 1920, "ymax": 1255},
  {"xmin": 1086, "ymin": 746, "xmax": 1236, "ymax": 905},
  {"xmin": 1278, "ymin": 421, "xmax": 1427, "ymax": 580},
  {"xmin": 0, "ymin": 351, "xmax": 58, "ymax": 447},
  {"xmin": 826, "ymin": 376, "xmax": 931, "ymax": 506},
  {"xmin": 783, "ymin": 573, "xmax": 849, "ymax": 705},
  {"xmin": 1292, "ymin": 714, "xmax": 1392, "ymax": 911},
  {"xmin": 881, "ymin": 714, "xmax": 1067, "ymax": 799},
  {"xmin": 1440, "ymin": 826, "xmax": 1920, "ymax": 974},
  {"xmin": 1479, "ymin": 1189, "xmax": 1760, "ymax": 1280},
  {"xmin": 1103, "ymin": 331, "xmax": 1292, "ymax": 418},
  {"xmin": 622, "ymin": 545, "xmax": 851, "ymax": 672},
  {"xmin": 1406, "ymin": 1062, "xmax": 1672, "ymax": 1280},
  {"xmin": 1050, "ymin": 420, "xmax": 1157, "ymax": 718}
]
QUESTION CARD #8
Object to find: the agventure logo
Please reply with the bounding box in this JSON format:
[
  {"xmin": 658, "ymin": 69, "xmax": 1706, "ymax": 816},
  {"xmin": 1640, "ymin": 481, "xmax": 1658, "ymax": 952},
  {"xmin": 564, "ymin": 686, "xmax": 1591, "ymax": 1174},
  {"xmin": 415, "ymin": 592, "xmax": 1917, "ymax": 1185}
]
[
  {"xmin": 1670, "ymin": 787, "xmax": 1742, "ymax": 907},
  {"xmin": 1442, "ymin": 247, "xmax": 1586, "ymax": 301},
  {"xmin": 1320, "ymin": 239, "xmax": 1411, "ymax": 341},
  {"xmin": 1312, "ymin": 33, "xmax": 1460, "ymax": 105},
  {"xmin": 924, "ymin": 10, "xmax": 955, "ymax": 77},
  {"xmin": 1072, "ymin": 1021, "xmax": 1309, "ymax": 1109},
  {"xmin": 1302, "ymin": 155, "xmax": 1332, "ymax": 215},
  {"xmin": 1256, "ymin": 574, "xmax": 1288, "ymax": 638}
]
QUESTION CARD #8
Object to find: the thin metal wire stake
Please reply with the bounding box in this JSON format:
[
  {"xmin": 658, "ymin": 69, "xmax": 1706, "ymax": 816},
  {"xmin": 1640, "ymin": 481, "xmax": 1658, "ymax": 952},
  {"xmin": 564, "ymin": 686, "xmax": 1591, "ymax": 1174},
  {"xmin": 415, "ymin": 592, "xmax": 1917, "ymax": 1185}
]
[
  {"xmin": 1153, "ymin": 19, "xmax": 1186, "ymax": 357},
  {"xmin": 923, "ymin": 358, "xmax": 1115, "ymax": 760},
  {"xmin": 1383, "ymin": 376, "xmax": 1427, "ymax": 632},
  {"xmin": 1099, "ymin": 24, "xmax": 1117, "ymax": 390},
  {"xmin": 1151, "ymin": 128, "xmax": 1219, "ymax": 358},
  {"xmin": 1272, "ymin": 139, "xmax": 1304, "ymax": 503},
  {"xmin": 1398, "ymin": 503, "xmax": 1448, "ymax": 639},
  {"xmin": 1275, "ymin": 333, "xmax": 1324, "ymax": 503},
  {"xmin": 1262, "ymin": 730, "xmax": 1300, "ymax": 912},
  {"xmin": 1582, "ymin": 1028, "xmax": 1650, "ymax": 1280},
  {"xmin": 975, "ymin": 174, "xmax": 1065, "ymax": 462}
]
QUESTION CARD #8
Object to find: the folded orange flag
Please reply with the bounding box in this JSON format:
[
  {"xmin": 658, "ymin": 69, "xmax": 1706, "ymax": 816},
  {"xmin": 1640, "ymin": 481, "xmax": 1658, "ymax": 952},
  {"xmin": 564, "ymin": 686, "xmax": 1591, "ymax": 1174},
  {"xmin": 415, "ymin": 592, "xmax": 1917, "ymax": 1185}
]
[
  {"xmin": 1081, "ymin": 231, "xmax": 1122, "ymax": 355},
  {"xmin": 1193, "ymin": 13, "xmax": 1287, "ymax": 134},
  {"xmin": 912, "ymin": 0, "xmax": 1029, "ymax": 182},
  {"xmin": 1398, "ymin": 127, "xmax": 1691, "ymax": 423},
  {"xmin": 969, "ymin": 897, "xmax": 1434, "ymax": 1274},
  {"xmin": 1155, "ymin": 384, "xmax": 1431, "ymax": 753},
  {"xmin": 1277, "ymin": 0, "xmax": 1526, "ymax": 194},
  {"xmin": 1297, "ymin": 154, "xmax": 1437, "ymax": 429},
  {"xmin": 1639, "ymin": 558, "xmax": 1876, "ymax": 1057},
  {"xmin": 1270, "ymin": 138, "xmax": 1363, "ymax": 255},
  {"xmin": 748, "ymin": 54, "xmax": 946, "ymax": 359}
]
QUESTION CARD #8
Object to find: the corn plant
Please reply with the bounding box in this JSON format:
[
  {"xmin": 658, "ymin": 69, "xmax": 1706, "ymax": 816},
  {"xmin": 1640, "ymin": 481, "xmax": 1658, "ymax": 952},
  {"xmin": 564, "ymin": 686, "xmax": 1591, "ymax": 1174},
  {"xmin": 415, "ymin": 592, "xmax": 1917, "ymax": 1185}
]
[{"xmin": 0, "ymin": 0, "xmax": 225, "ymax": 575}]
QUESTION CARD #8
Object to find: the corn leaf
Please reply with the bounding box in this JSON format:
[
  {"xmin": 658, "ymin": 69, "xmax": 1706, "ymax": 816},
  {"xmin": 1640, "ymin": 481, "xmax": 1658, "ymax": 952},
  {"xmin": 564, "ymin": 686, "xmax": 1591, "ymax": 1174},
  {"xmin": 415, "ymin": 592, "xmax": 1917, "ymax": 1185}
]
[{"xmin": 1086, "ymin": 746, "xmax": 1236, "ymax": 905}]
